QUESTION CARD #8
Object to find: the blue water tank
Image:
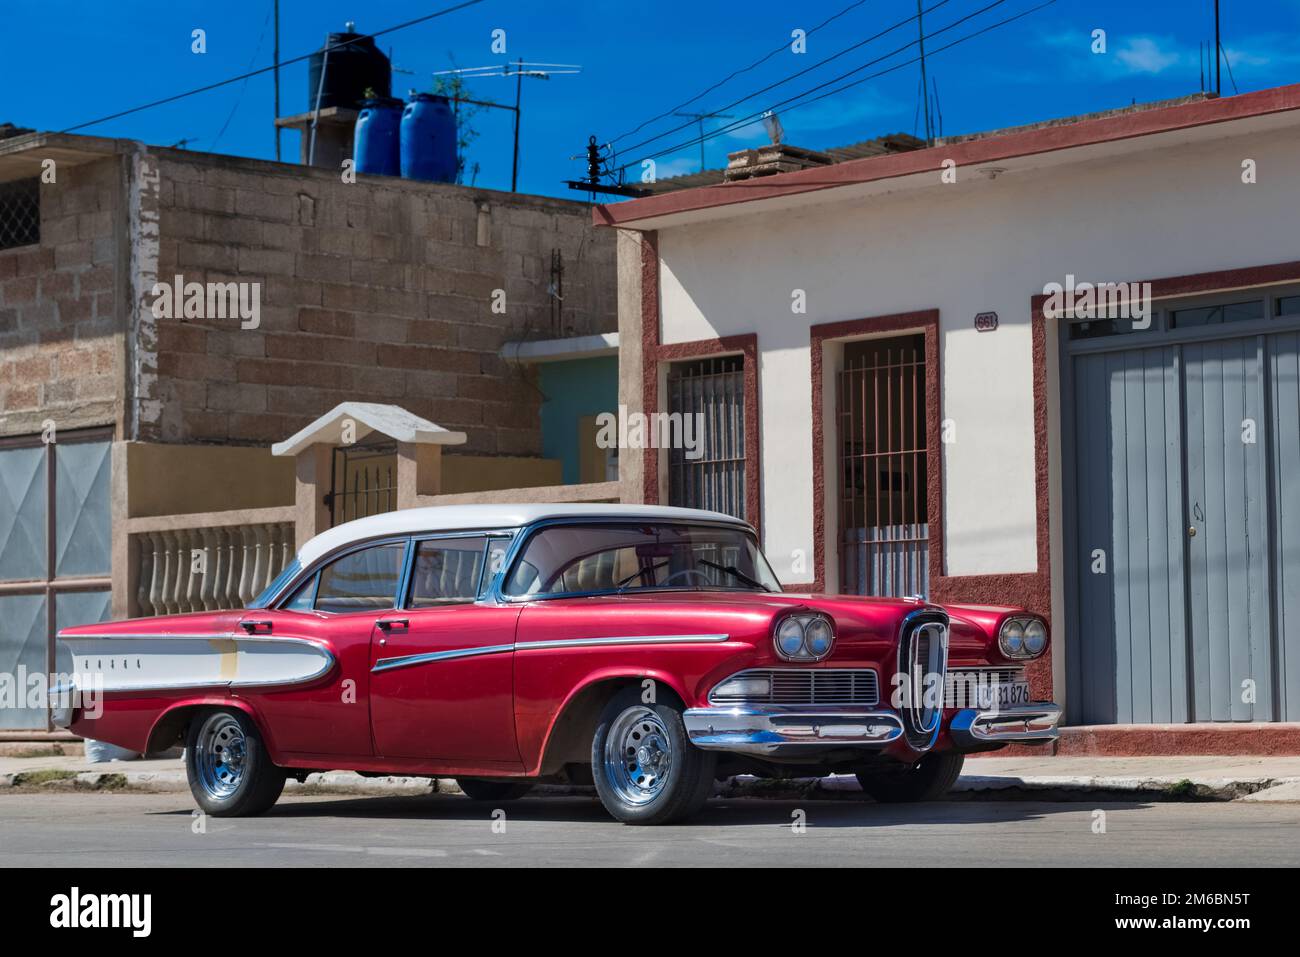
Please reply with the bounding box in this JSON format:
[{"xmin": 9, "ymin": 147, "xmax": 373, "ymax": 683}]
[
  {"xmin": 354, "ymin": 97, "xmax": 402, "ymax": 176},
  {"xmin": 400, "ymin": 93, "xmax": 458, "ymax": 183}
]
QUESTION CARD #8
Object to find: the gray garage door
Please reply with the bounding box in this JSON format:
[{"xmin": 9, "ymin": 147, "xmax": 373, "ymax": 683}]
[{"xmin": 1065, "ymin": 291, "xmax": 1300, "ymax": 724}]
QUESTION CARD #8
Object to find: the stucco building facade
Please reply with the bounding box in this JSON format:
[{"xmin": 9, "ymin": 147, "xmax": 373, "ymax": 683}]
[{"xmin": 603, "ymin": 85, "xmax": 1300, "ymax": 752}]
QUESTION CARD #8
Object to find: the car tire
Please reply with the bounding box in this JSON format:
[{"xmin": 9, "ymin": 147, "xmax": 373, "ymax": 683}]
[
  {"xmin": 856, "ymin": 752, "xmax": 964, "ymax": 803},
  {"xmin": 456, "ymin": 778, "xmax": 534, "ymax": 802},
  {"xmin": 591, "ymin": 686, "xmax": 715, "ymax": 825},
  {"xmin": 185, "ymin": 709, "xmax": 286, "ymax": 817}
]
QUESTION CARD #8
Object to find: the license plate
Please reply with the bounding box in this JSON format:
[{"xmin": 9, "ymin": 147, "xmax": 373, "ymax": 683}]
[{"xmin": 981, "ymin": 681, "xmax": 1031, "ymax": 710}]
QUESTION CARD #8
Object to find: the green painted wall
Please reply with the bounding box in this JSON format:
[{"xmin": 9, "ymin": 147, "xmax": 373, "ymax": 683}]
[{"xmin": 538, "ymin": 355, "xmax": 619, "ymax": 484}]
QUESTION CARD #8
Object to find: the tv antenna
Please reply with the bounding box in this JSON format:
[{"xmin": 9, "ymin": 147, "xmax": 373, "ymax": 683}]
[
  {"xmin": 433, "ymin": 59, "xmax": 581, "ymax": 191},
  {"xmin": 672, "ymin": 110, "xmax": 736, "ymax": 172}
]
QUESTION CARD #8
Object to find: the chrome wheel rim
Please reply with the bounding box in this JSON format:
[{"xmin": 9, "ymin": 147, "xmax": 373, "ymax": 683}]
[
  {"xmin": 194, "ymin": 713, "xmax": 247, "ymax": 800},
  {"xmin": 603, "ymin": 707, "xmax": 673, "ymax": 806}
]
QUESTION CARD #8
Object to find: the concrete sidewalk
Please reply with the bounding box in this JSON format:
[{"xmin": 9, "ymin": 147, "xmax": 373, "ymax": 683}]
[{"xmin": 2, "ymin": 752, "xmax": 1299, "ymax": 802}]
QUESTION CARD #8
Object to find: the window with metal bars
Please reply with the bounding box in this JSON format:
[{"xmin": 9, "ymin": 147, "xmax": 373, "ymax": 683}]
[
  {"xmin": 837, "ymin": 335, "xmax": 929, "ymax": 598},
  {"xmin": 0, "ymin": 178, "xmax": 39, "ymax": 251},
  {"xmin": 666, "ymin": 355, "xmax": 746, "ymax": 521}
]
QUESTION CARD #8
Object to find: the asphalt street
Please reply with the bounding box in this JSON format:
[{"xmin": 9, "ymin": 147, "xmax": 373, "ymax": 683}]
[{"xmin": 2, "ymin": 791, "xmax": 1298, "ymax": 866}]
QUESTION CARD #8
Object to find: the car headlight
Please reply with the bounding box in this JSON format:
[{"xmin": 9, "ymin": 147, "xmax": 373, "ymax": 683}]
[
  {"xmin": 998, "ymin": 616, "xmax": 1048, "ymax": 659},
  {"xmin": 1023, "ymin": 618, "xmax": 1047, "ymax": 656},
  {"xmin": 773, "ymin": 613, "xmax": 835, "ymax": 661},
  {"xmin": 776, "ymin": 617, "xmax": 806, "ymax": 658},
  {"xmin": 805, "ymin": 618, "xmax": 834, "ymax": 657}
]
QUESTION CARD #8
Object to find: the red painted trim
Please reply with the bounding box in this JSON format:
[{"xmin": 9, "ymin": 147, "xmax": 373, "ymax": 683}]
[
  {"xmin": 1055, "ymin": 724, "xmax": 1300, "ymax": 757},
  {"xmin": 595, "ymin": 84, "xmax": 1300, "ymax": 228},
  {"xmin": 641, "ymin": 332, "xmax": 762, "ymax": 538},
  {"xmin": 809, "ymin": 311, "xmax": 940, "ymax": 597}
]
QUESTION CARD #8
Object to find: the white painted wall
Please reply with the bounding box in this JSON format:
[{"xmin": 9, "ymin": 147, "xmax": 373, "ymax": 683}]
[{"xmin": 654, "ymin": 124, "xmax": 1300, "ymax": 583}]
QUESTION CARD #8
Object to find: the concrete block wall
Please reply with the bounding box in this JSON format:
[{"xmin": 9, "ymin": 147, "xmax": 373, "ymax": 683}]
[
  {"xmin": 149, "ymin": 149, "xmax": 617, "ymax": 455},
  {"xmin": 0, "ymin": 157, "xmax": 123, "ymax": 436}
]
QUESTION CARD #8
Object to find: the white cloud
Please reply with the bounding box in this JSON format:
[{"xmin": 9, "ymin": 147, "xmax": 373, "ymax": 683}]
[{"xmin": 1113, "ymin": 37, "xmax": 1182, "ymax": 75}]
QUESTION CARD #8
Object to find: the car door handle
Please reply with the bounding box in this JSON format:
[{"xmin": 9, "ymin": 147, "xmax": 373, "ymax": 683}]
[
  {"xmin": 376, "ymin": 618, "xmax": 409, "ymax": 632},
  {"xmin": 240, "ymin": 620, "xmax": 273, "ymax": 635}
]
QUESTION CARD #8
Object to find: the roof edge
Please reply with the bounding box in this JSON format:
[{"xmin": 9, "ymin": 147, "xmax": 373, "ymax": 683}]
[{"xmin": 594, "ymin": 83, "xmax": 1300, "ymax": 229}]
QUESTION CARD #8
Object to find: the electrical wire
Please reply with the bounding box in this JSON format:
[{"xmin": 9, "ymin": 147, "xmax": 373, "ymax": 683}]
[
  {"xmin": 607, "ymin": 0, "xmax": 872, "ymax": 145},
  {"xmin": 211, "ymin": 6, "xmax": 274, "ymax": 150},
  {"xmin": 612, "ymin": 0, "xmax": 1054, "ymax": 175},
  {"xmin": 613, "ymin": 0, "xmax": 957, "ymax": 160},
  {"xmin": 57, "ymin": 0, "xmax": 488, "ymax": 134}
]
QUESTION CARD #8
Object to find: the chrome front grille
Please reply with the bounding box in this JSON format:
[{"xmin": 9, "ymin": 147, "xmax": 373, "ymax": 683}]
[
  {"xmin": 708, "ymin": 669, "xmax": 880, "ymax": 707},
  {"xmin": 944, "ymin": 667, "xmax": 1027, "ymax": 708}
]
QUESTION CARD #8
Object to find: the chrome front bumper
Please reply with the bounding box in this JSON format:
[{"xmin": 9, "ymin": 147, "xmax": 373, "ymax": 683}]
[
  {"xmin": 948, "ymin": 703, "xmax": 1062, "ymax": 749},
  {"xmin": 683, "ymin": 706, "xmax": 904, "ymax": 755}
]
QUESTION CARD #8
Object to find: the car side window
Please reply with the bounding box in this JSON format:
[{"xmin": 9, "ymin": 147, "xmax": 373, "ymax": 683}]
[
  {"xmin": 314, "ymin": 542, "xmax": 406, "ymax": 614},
  {"xmin": 480, "ymin": 536, "xmax": 512, "ymax": 598},
  {"xmin": 408, "ymin": 537, "xmax": 487, "ymax": 607},
  {"xmin": 282, "ymin": 574, "xmax": 318, "ymax": 611}
]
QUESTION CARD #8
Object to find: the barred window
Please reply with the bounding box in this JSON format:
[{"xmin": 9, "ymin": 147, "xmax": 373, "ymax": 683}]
[
  {"xmin": 0, "ymin": 177, "xmax": 40, "ymax": 251},
  {"xmin": 667, "ymin": 355, "xmax": 746, "ymax": 521}
]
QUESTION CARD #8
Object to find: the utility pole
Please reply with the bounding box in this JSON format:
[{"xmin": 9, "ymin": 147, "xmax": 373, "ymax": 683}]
[
  {"xmin": 512, "ymin": 57, "xmax": 524, "ymax": 192},
  {"xmin": 1214, "ymin": 0, "xmax": 1221, "ymax": 96},
  {"xmin": 917, "ymin": 0, "xmax": 933, "ymax": 143},
  {"xmin": 673, "ymin": 110, "xmax": 735, "ymax": 172},
  {"xmin": 273, "ymin": 0, "xmax": 281, "ymax": 162}
]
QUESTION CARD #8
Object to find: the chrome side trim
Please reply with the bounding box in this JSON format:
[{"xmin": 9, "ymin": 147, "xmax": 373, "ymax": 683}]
[
  {"xmin": 57, "ymin": 635, "xmax": 336, "ymax": 693},
  {"xmin": 684, "ymin": 706, "xmax": 904, "ymax": 755},
  {"xmin": 516, "ymin": 634, "xmax": 730, "ymax": 651},
  {"xmin": 372, "ymin": 643, "xmax": 516, "ymax": 674}
]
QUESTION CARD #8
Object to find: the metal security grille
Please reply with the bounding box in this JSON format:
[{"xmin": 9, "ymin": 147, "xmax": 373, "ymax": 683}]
[
  {"xmin": 326, "ymin": 444, "xmax": 397, "ymax": 527},
  {"xmin": 667, "ymin": 355, "xmax": 746, "ymax": 520},
  {"xmin": 708, "ymin": 669, "xmax": 880, "ymax": 707},
  {"xmin": 0, "ymin": 178, "xmax": 39, "ymax": 250},
  {"xmin": 838, "ymin": 336, "xmax": 929, "ymax": 597}
]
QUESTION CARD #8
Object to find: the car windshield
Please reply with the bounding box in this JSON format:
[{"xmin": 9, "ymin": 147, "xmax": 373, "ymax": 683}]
[{"xmin": 502, "ymin": 522, "xmax": 781, "ymax": 598}]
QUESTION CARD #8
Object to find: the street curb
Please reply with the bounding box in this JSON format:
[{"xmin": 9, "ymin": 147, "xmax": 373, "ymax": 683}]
[{"xmin": 4, "ymin": 769, "xmax": 1300, "ymax": 802}]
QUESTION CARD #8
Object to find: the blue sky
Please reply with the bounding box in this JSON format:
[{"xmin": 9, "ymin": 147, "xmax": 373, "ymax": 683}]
[{"xmin": 3, "ymin": 0, "xmax": 1298, "ymax": 198}]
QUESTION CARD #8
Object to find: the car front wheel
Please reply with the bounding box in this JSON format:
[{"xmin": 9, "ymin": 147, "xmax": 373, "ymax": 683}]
[
  {"xmin": 591, "ymin": 687, "xmax": 715, "ymax": 825},
  {"xmin": 185, "ymin": 709, "xmax": 286, "ymax": 817},
  {"xmin": 856, "ymin": 752, "xmax": 964, "ymax": 803}
]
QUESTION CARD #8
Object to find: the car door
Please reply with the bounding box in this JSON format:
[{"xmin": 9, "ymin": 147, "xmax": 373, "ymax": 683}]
[
  {"xmin": 240, "ymin": 539, "xmax": 409, "ymax": 757},
  {"xmin": 368, "ymin": 534, "xmax": 522, "ymax": 766}
]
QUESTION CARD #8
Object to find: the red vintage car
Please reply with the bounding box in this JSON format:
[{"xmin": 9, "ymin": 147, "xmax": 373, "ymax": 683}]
[{"xmin": 58, "ymin": 504, "xmax": 1060, "ymax": 825}]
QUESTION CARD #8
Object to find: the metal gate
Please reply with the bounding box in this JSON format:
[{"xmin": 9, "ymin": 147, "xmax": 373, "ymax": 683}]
[
  {"xmin": 837, "ymin": 336, "xmax": 929, "ymax": 597},
  {"xmin": 326, "ymin": 444, "xmax": 398, "ymax": 527},
  {"xmin": 667, "ymin": 356, "xmax": 746, "ymax": 521},
  {"xmin": 1065, "ymin": 291, "xmax": 1300, "ymax": 723}
]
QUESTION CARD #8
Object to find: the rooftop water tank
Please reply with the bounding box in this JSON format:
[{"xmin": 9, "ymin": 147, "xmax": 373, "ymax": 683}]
[
  {"xmin": 400, "ymin": 94, "xmax": 458, "ymax": 183},
  {"xmin": 307, "ymin": 24, "xmax": 391, "ymax": 112}
]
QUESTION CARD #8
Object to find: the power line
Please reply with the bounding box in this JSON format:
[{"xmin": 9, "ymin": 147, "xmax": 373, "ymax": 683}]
[
  {"xmin": 607, "ymin": 0, "xmax": 872, "ymax": 145},
  {"xmin": 614, "ymin": 0, "xmax": 957, "ymax": 161},
  {"xmin": 57, "ymin": 0, "xmax": 488, "ymax": 134},
  {"xmin": 612, "ymin": 0, "xmax": 1055, "ymax": 175},
  {"xmin": 211, "ymin": 7, "xmax": 274, "ymax": 150}
]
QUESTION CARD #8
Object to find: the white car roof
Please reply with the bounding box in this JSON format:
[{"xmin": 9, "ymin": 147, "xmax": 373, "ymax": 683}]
[{"xmin": 297, "ymin": 503, "xmax": 752, "ymax": 568}]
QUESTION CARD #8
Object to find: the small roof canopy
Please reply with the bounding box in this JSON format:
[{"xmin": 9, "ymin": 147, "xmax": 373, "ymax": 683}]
[{"xmin": 271, "ymin": 402, "xmax": 467, "ymax": 457}]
